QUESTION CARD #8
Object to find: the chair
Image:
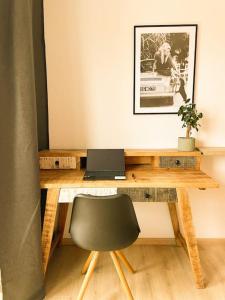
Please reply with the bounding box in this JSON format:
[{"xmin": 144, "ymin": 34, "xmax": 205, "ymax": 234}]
[{"xmin": 69, "ymin": 194, "xmax": 140, "ymax": 300}]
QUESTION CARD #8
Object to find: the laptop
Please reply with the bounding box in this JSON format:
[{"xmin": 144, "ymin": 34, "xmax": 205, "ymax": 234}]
[{"xmin": 83, "ymin": 149, "xmax": 126, "ymax": 180}]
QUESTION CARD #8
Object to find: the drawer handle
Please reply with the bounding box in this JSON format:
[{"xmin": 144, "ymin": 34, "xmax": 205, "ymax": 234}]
[
  {"xmin": 144, "ymin": 192, "xmax": 152, "ymax": 199},
  {"xmin": 55, "ymin": 160, "xmax": 59, "ymax": 168},
  {"xmin": 175, "ymin": 160, "xmax": 181, "ymax": 166}
]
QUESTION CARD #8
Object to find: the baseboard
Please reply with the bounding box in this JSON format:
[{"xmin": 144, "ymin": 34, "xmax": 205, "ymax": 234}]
[
  {"xmin": 134, "ymin": 238, "xmax": 176, "ymax": 245},
  {"xmin": 62, "ymin": 237, "xmax": 225, "ymax": 246},
  {"xmin": 197, "ymin": 238, "xmax": 225, "ymax": 245}
]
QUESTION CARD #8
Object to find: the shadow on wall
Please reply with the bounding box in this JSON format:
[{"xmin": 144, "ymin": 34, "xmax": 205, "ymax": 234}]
[
  {"xmin": 189, "ymin": 155, "xmax": 225, "ymax": 237},
  {"xmin": 201, "ymin": 156, "xmax": 225, "ymax": 185},
  {"xmin": 189, "ymin": 185, "xmax": 225, "ymax": 237}
]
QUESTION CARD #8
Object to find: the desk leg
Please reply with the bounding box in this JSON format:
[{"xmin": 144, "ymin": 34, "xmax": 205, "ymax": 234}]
[
  {"xmin": 167, "ymin": 202, "xmax": 182, "ymax": 246},
  {"xmin": 57, "ymin": 203, "xmax": 69, "ymax": 246},
  {"xmin": 41, "ymin": 188, "xmax": 60, "ymax": 274},
  {"xmin": 176, "ymin": 188, "xmax": 205, "ymax": 289}
]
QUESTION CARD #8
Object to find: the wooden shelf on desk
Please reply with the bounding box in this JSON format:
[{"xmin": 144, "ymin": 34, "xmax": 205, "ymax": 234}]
[
  {"xmin": 40, "ymin": 166, "xmax": 219, "ymax": 189},
  {"xmin": 39, "ymin": 148, "xmax": 202, "ymax": 158}
]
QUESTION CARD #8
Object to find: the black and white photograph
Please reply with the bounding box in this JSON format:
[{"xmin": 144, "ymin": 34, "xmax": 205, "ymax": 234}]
[{"xmin": 134, "ymin": 25, "xmax": 197, "ymax": 114}]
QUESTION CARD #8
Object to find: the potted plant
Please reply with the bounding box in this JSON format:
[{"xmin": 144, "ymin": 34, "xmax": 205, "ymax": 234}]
[{"xmin": 177, "ymin": 99, "xmax": 203, "ymax": 151}]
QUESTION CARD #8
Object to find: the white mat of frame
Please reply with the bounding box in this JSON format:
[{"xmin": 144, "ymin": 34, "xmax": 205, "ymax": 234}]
[{"xmin": 58, "ymin": 188, "xmax": 117, "ymax": 203}]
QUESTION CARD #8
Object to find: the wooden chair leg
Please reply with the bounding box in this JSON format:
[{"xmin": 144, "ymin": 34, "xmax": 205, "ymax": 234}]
[
  {"xmin": 110, "ymin": 252, "xmax": 134, "ymax": 300},
  {"xmin": 77, "ymin": 251, "xmax": 100, "ymax": 300},
  {"xmin": 115, "ymin": 251, "xmax": 135, "ymax": 273},
  {"xmin": 81, "ymin": 251, "xmax": 95, "ymax": 275}
]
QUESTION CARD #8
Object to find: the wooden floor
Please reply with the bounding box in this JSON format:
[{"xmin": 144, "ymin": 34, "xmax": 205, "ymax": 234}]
[{"xmin": 45, "ymin": 242, "xmax": 225, "ymax": 300}]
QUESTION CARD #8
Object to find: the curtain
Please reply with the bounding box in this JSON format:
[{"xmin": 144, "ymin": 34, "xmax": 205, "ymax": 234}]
[{"xmin": 0, "ymin": 0, "xmax": 49, "ymax": 299}]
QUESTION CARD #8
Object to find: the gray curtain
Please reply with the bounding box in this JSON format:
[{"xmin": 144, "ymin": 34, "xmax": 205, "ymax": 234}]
[{"xmin": 0, "ymin": 0, "xmax": 48, "ymax": 299}]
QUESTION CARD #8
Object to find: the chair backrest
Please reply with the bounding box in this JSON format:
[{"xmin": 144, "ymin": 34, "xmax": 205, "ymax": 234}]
[{"xmin": 69, "ymin": 194, "xmax": 140, "ymax": 251}]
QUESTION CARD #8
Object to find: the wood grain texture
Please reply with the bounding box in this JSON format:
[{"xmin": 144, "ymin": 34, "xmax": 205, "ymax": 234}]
[
  {"xmin": 57, "ymin": 203, "xmax": 69, "ymax": 246},
  {"xmin": 79, "ymin": 251, "xmax": 135, "ymax": 300},
  {"xmin": 117, "ymin": 187, "xmax": 177, "ymax": 202},
  {"xmin": 62, "ymin": 237, "xmax": 178, "ymax": 246},
  {"xmin": 125, "ymin": 156, "xmax": 152, "ymax": 165},
  {"xmin": 40, "ymin": 167, "xmax": 219, "ymax": 189},
  {"xmin": 49, "ymin": 234, "xmax": 61, "ymax": 260},
  {"xmin": 110, "ymin": 252, "xmax": 134, "ymax": 300},
  {"xmin": 39, "ymin": 156, "xmax": 77, "ymax": 169},
  {"xmin": 39, "ymin": 148, "xmax": 202, "ymax": 158},
  {"xmin": 40, "ymin": 148, "xmax": 220, "ymax": 285},
  {"xmin": 81, "ymin": 251, "xmax": 136, "ymax": 275},
  {"xmin": 45, "ymin": 244, "xmax": 225, "ymax": 300},
  {"xmin": 41, "ymin": 188, "xmax": 60, "ymax": 273},
  {"xmin": 77, "ymin": 251, "xmax": 99, "ymax": 300},
  {"xmin": 81, "ymin": 252, "xmax": 94, "ymax": 275},
  {"xmin": 167, "ymin": 203, "xmax": 181, "ymax": 246},
  {"xmin": 195, "ymin": 156, "xmax": 202, "ymax": 170},
  {"xmin": 115, "ymin": 251, "xmax": 135, "ymax": 274},
  {"xmin": 177, "ymin": 188, "xmax": 205, "ymax": 289},
  {"xmin": 177, "ymin": 231, "xmax": 189, "ymax": 256}
]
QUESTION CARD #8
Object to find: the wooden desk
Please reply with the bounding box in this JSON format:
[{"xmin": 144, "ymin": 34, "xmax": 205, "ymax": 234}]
[
  {"xmin": 40, "ymin": 167, "xmax": 218, "ymax": 189},
  {"xmin": 40, "ymin": 149, "xmax": 219, "ymax": 289}
]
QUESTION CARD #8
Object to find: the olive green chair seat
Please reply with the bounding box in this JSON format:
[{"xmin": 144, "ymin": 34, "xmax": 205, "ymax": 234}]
[{"xmin": 69, "ymin": 194, "xmax": 140, "ymax": 300}]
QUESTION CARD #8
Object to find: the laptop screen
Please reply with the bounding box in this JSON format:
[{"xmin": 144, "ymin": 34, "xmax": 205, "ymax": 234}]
[{"xmin": 86, "ymin": 149, "xmax": 125, "ymax": 172}]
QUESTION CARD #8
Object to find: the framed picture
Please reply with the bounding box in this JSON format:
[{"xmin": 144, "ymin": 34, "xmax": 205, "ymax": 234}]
[{"xmin": 134, "ymin": 24, "xmax": 197, "ymax": 114}]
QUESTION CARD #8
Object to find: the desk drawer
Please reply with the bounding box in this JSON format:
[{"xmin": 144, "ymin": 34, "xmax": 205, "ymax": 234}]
[
  {"xmin": 117, "ymin": 188, "xmax": 177, "ymax": 202},
  {"xmin": 160, "ymin": 156, "xmax": 196, "ymax": 169}
]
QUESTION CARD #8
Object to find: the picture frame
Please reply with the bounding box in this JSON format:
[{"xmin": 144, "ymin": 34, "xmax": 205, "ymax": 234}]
[{"xmin": 133, "ymin": 24, "xmax": 198, "ymax": 114}]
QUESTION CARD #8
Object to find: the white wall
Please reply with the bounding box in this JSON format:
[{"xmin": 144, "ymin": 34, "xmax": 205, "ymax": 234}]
[{"xmin": 44, "ymin": 0, "xmax": 225, "ymax": 238}]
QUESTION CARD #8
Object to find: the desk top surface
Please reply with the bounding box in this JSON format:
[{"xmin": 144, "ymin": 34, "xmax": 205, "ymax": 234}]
[{"xmin": 40, "ymin": 166, "xmax": 219, "ymax": 189}]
